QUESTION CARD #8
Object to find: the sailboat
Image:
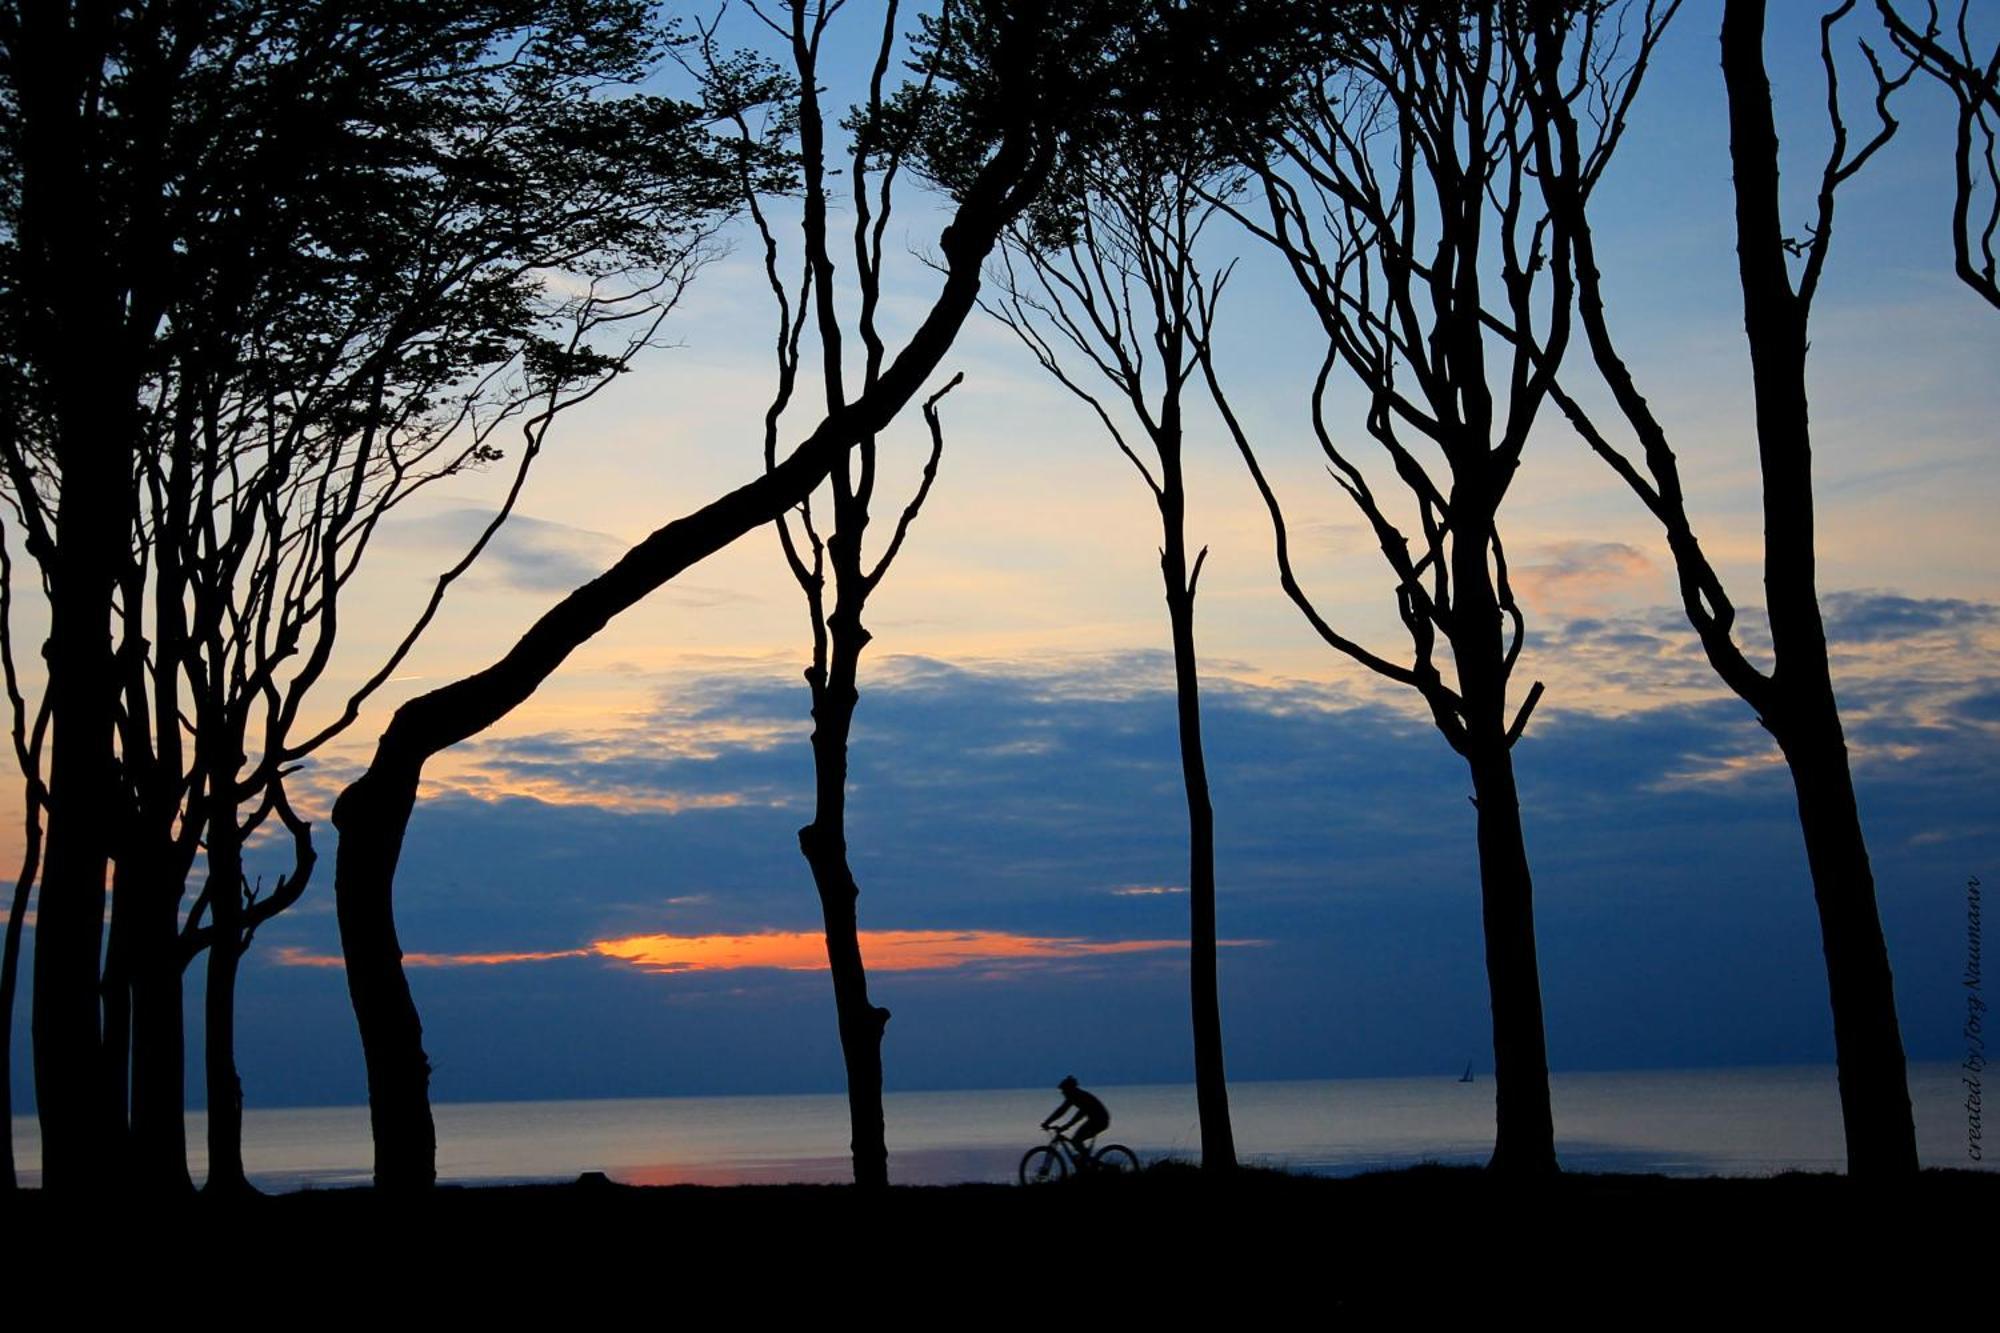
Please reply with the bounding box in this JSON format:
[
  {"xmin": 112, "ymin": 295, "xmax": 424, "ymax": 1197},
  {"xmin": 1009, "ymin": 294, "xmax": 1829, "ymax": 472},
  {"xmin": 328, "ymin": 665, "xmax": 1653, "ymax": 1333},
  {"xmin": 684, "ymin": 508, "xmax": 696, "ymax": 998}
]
[{"xmin": 1458, "ymin": 1060, "xmax": 1475, "ymax": 1083}]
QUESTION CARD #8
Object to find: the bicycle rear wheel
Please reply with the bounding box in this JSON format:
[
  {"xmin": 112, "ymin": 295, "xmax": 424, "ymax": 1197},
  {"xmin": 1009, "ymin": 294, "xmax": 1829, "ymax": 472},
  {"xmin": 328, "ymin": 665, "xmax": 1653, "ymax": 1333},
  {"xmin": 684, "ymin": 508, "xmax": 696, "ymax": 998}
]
[
  {"xmin": 1019, "ymin": 1145, "xmax": 1069, "ymax": 1186},
  {"xmin": 1091, "ymin": 1144, "xmax": 1139, "ymax": 1176}
]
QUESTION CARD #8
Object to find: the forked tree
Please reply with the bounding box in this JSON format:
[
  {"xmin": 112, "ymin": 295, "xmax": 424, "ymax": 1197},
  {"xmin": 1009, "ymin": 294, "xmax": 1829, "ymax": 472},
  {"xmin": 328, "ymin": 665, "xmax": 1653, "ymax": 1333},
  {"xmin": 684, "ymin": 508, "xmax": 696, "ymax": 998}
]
[
  {"xmin": 1199, "ymin": 1, "xmax": 1635, "ymax": 1174},
  {"xmin": 1521, "ymin": 0, "xmax": 1925, "ymax": 1174},
  {"xmin": 960, "ymin": 0, "xmax": 1318, "ymax": 1174},
  {"xmin": 696, "ymin": 0, "xmax": 966, "ymax": 1189}
]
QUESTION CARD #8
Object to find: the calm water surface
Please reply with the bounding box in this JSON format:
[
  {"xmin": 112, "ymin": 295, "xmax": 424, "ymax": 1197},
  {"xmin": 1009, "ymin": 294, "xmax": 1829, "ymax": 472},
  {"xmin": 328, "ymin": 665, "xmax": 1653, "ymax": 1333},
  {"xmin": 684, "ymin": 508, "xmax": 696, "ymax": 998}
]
[{"xmin": 10, "ymin": 1062, "xmax": 1987, "ymax": 1189}]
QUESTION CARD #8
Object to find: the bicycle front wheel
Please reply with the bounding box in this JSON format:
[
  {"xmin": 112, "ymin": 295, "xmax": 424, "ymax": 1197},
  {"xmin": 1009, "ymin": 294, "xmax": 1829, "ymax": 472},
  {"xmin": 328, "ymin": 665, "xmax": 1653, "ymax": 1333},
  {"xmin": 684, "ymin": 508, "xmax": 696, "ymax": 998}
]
[
  {"xmin": 1091, "ymin": 1144, "xmax": 1140, "ymax": 1176},
  {"xmin": 1019, "ymin": 1145, "xmax": 1069, "ymax": 1186}
]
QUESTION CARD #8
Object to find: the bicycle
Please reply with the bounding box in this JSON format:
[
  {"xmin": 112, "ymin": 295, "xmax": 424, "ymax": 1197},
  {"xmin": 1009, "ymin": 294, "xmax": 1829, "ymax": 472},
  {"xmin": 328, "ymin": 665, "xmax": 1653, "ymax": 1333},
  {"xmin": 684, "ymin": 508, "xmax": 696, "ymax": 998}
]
[{"xmin": 1018, "ymin": 1127, "xmax": 1141, "ymax": 1185}]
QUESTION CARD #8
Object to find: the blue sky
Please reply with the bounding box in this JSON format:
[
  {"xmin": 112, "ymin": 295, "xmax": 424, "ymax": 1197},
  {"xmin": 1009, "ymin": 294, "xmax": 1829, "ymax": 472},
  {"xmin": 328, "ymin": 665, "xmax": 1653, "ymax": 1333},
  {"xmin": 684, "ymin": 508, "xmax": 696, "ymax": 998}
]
[{"xmin": 6, "ymin": 1, "xmax": 1999, "ymax": 1112}]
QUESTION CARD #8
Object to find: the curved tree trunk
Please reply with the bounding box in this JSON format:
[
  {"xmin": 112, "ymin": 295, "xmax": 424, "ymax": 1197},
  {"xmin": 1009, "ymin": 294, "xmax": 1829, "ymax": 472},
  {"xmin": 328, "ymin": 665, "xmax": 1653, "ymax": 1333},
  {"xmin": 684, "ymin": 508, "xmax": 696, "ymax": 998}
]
[
  {"xmin": 1528, "ymin": 2, "xmax": 1919, "ymax": 1176},
  {"xmin": 334, "ymin": 758, "xmax": 435, "ymax": 1191},
  {"xmin": 1722, "ymin": 0, "xmax": 1917, "ymax": 1177},
  {"xmin": 331, "ymin": 115, "xmax": 1049, "ymax": 1189},
  {"xmin": 330, "ymin": 109, "xmax": 1049, "ymax": 1188},
  {"xmin": 328, "ymin": 424, "xmax": 919, "ymax": 1191}
]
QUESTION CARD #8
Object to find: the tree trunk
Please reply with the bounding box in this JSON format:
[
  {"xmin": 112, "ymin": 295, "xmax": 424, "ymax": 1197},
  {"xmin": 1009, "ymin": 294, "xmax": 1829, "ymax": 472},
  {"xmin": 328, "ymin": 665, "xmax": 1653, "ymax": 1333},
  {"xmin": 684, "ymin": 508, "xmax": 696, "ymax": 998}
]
[
  {"xmin": 1723, "ymin": 0, "xmax": 1918, "ymax": 1177},
  {"xmin": 798, "ymin": 593, "xmax": 891, "ymax": 1188},
  {"xmin": 1466, "ymin": 741, "xmax": 1558, "ymax": 1175},
  {"xmin": 1158, "ymin": 476, "xmax": 1236, "ymax": 1171},
  {"xmin": 202, "ymin": 823, "xmax": 249, "ymax": 1194},
  {"xmin": 1775, "ymin": 709, "xmax": 1918, "ymax": 1176},
  {"xmin": 1451, "ymin": 469, "xmax": 1557, "ymax": 1175},
  {"xmin": 328, "ymin": 440, "xmax": 887, "ymax": 1190},
  {"xmin": 330, "ymin": 119, "xmax": 1048, "ymax": 1188},
  {"xmin": 128, "ymin": 872, "xmax": 192, "ymax": 1195},
  {"xmin": 334, "ymin": 761, "xmax": 436, "ymax": 1191},
  {"xmin": 15, "ymin": 7, "xmax": 139, "ymax": 1193},
  {"xmin": 1, "ymin": 806, "xmax": 39, "ymax": 1191},
  {"xmin": 32, "ymin": 485, "xmax": 122, "ymax": 1194}
]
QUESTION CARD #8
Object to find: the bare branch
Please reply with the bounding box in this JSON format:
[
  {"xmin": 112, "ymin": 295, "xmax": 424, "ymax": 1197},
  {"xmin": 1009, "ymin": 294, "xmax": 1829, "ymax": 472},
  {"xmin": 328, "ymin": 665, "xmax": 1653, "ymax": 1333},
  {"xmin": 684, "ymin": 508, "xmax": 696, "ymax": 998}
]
[
  {"xmin": 865, "ymin": 372, "xmax": 960, "ymax": 592},
  {"xmin": 1193, "ymin": 332, "xmax": 1431, "ymax": 695},
  {"xmin": 242, "ymin": 780, "xmax": 316, "ymax": 940},
  {"xmin": 1505, "ymin": 680, "xmax": 1546, "ymax": 748},
  {"xmin": 1800, "ymin": 1, "xmax": 1913, "ymax": 310},
  {"xmin": 1877, "ymin": 0, "xmax": 2000, "ymax": 306}
]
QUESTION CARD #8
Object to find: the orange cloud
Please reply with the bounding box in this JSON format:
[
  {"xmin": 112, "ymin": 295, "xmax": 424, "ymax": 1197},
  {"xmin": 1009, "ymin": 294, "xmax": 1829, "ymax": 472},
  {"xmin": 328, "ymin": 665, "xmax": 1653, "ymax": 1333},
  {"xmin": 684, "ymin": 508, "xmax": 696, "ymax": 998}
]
[
  {"xmin": 270, "ymin": 930, "xmax": 1262, "ymax": 976},
  {"xmin": 1511, "ymin": 540, "xmax": 1657, "ymax": 612},
  {"xmin": 591, "ymin": 929, "xmax": 1197, "ymax": 973}
]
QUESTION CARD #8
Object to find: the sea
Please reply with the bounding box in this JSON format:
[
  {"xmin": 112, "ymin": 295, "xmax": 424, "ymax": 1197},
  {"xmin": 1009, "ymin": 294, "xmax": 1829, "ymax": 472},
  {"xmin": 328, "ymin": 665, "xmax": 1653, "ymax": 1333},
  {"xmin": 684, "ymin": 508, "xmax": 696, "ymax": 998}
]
[{"xmin": 8, "ymin": 1061, "xmax": 1989, "ymax": 1190}]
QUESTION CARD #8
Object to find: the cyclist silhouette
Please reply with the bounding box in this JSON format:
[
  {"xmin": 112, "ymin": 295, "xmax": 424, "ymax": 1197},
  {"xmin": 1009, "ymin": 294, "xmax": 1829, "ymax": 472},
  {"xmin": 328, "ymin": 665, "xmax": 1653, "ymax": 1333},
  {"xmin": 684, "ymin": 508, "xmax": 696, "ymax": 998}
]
[{"xmin": 1040, "ymin": 1074, "xmax": 1110, "ymax": 1152}]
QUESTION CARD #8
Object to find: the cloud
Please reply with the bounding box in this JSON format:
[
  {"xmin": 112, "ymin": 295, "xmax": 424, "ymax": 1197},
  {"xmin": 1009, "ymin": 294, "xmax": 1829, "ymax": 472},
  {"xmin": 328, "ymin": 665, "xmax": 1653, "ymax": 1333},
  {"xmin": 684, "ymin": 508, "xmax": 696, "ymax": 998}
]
[
  {"xmin": 50, "ymin": 633, "xmax": 1992, "ymax": 1111},
  {"xmin": 593, "ymin": 928, "xmax": 1234, "ymax": 974},
  {"xmin": 387, "ymin": 507, "xmax": 623, "ymax": 592},
  {"xmin": 1819, "ymin": 591, "xmax": 2000, "ymax": 644},
  {"xmin": 274, "ymin": 929, "xmax": 1238, "ymax": 976},
  {"xmin": 274, "ymin": 945, "xmax": 588, "ymax": 968},
  {"xmin": 382, "ymin": 506, "xmax": 751, "ymax": 604},
  {"xmin": 1511, "ymin": 541, "xmax": 1657, "ymax": 612},
  {"xmin": 1530, "ymin": 590, "xmax": 2000, "ymax": 722}
]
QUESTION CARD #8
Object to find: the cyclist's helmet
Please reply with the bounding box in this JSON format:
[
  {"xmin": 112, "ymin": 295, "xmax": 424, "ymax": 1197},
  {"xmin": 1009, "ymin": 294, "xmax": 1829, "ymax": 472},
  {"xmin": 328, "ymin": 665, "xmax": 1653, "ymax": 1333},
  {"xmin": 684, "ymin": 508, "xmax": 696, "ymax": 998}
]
[{"xmin": 1059, "ymin": 1074, "xmax": 1078, "ymax": 1091}]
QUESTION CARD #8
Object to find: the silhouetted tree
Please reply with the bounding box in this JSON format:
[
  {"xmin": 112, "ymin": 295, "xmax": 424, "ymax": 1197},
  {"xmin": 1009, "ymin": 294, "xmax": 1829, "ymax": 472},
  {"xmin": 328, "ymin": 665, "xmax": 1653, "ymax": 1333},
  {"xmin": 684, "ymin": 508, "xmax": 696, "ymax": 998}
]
[
  {"xmin": 990, "ymin": 152, "xmax": 1244, "ymax": 1170},
  {"xmin": 691, "ymin": 0, "xmax": 968, "ymax": 1190},
  {"xmin": 0, "ymin": 0, "xmax": 164, "ymax": 1194},
  {"xmin": 329, "ymin": 0, "xmax": 1126, "ymax": 1191},
  {"xmin": 1201, "ymin": 0, "xmax": 1635, "ymax": 1174},
  {"xmin": 1875, "ymin": 1, "xmax": 1998, "ymax": 308},
  {"xmin": 1522, "ymin": 0, "xmax": 1923, "ymax": 1175},
  {"xmin": 1, "ymin": 0, "xmax": 735, "ymax": 1192},
  {"xmin": 960, "ymin": 0, "xmax": 1324, "ymax": 1177}
]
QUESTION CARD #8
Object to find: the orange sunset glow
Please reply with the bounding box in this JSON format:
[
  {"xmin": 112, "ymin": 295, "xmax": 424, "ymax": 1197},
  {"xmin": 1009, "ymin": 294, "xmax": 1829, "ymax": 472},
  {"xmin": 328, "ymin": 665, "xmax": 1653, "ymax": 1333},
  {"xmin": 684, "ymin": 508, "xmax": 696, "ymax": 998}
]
[
  {"xmin": 592, "ymin": 929, "xmax": 1202, "ymax": 973},
  {"xmin": 272, "ymin": 930, "xmax": 1240, "ymax": 976}
]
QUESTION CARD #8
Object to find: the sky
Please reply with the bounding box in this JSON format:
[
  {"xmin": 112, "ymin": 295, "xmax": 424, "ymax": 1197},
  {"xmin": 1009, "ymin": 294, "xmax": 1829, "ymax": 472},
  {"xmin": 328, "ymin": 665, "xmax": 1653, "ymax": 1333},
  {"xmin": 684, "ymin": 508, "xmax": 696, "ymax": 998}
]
[{"xmin": 7, "ymin": 1, "xmax": 2000, "ymax": 1112}]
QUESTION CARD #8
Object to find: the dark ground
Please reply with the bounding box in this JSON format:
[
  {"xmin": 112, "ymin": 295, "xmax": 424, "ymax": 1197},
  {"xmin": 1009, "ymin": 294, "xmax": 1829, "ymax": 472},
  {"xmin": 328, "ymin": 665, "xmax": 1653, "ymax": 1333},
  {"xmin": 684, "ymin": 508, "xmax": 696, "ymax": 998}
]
[{"xmin": 4, "ymin": 1163, "xmax": 1991, "ymax": 1314}]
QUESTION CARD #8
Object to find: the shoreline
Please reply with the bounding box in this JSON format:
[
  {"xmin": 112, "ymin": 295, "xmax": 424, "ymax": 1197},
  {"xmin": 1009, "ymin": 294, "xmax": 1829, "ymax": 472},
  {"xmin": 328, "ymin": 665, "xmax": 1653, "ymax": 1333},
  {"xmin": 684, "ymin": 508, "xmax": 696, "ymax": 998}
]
[{"xmin": 11, "ymin": 1060, "xmax": 1988, "ymax": 1188}]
